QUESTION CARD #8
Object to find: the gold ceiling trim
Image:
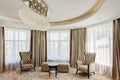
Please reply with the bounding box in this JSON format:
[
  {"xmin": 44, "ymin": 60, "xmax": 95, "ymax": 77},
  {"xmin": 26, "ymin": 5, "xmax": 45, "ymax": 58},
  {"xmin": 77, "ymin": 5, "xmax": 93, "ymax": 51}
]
[{"xmin": 50, "ymin": 0, "xmax": 103, "ymax": 25}]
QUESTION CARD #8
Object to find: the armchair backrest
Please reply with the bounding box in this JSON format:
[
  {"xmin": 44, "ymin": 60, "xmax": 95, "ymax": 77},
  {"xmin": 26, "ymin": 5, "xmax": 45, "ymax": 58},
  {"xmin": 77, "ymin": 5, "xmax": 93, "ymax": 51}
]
[
  {"xmin": 83, "ymin": 52, "xmax": 96, "ymax": 65},
  {"xmin": 19, "ymin": 52, "xmax": 32, "ymax": 64}
]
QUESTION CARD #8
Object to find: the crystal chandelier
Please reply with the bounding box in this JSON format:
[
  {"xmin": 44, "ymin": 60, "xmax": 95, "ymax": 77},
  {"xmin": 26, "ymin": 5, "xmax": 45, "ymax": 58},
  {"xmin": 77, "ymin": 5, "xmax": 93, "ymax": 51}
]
[{"xmin": 19, "ymin": 0, "xmax": 50, "ymax": 31}]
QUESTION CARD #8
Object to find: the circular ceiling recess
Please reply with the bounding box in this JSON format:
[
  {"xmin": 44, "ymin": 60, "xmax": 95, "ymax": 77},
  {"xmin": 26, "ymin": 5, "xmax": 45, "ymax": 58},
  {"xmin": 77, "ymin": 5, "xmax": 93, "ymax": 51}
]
[
  {"xmin": 22, "ymin": 0, "xmax": 103, "ymax": 25},
  {"xmin": 0, "ymin": 0, "xmax": 103, "ymax": 26},
  {"xmin": 49, "ymin": 0, "xmax": 103, "ymax": 25}
]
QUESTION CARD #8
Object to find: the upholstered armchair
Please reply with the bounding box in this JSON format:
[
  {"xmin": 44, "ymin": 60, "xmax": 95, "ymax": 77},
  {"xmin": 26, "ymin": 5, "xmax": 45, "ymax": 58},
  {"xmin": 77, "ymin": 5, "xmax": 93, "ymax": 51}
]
[
  {"xmin": 19, "ymin": 52, "xmax": 35, "ymax": 73},
  {"xmin": 76, "ymin": 52, "xmax": 96, "ymax": 79}
]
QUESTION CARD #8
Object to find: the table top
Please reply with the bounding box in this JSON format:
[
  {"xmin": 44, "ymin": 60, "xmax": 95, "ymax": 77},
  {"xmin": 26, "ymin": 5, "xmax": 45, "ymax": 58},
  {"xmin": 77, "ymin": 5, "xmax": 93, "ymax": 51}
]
[{"xmin": 48, "ymin": 63, "xmax": 58, "ymax": 67}]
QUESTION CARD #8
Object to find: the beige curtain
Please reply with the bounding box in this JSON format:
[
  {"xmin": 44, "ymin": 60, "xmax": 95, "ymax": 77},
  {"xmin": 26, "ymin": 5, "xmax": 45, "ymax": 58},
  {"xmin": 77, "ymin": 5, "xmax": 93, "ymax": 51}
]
[
  {"xmin": 70, "ymin": 28, "xmax": 86, "ymax": 67},
  {"xmin": 112, "ymin": 19, "xmax": 120, "ymax": 80},
  {"xmin": 0, "ymin": 27, "xmax": 5, "ymax": 72},
  {"xmin": 31, "ymin": 30, "xmax": 47, "ymax": 67}
]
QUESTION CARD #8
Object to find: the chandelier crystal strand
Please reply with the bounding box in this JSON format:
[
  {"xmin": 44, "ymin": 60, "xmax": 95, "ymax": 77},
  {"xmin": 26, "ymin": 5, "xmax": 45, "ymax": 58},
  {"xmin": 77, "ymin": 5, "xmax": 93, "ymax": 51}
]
[{"xmin": 19, "ymin": 0, "xmax": 50, "ymax": 31}]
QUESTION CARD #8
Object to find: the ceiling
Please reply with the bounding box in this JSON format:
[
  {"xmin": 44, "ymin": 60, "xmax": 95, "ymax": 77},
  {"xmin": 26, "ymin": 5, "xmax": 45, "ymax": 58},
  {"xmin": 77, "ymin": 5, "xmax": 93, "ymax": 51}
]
[{"xmin": 0, "ymin": 0, "xmax": 120, "ymax": 30}]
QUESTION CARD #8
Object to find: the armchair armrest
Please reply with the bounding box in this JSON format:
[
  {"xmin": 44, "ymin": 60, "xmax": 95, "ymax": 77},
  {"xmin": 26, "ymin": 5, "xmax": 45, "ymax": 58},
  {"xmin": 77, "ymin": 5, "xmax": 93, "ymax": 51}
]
[
  {"xmin": 76, "ymin": 60, "xmax": 84, "ymax": 69},
  {"xmin": 20, "ymin": 60, "xmax": 24, "ymax": 65},
  {"xmin": 76, "ymin": 60, "xmax": 83, "ymax": 65}
]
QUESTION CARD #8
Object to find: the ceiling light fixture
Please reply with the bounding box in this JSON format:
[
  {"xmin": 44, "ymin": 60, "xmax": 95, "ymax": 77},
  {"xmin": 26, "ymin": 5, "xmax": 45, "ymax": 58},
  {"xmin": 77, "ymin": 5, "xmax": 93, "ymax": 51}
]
[
  {"xmin": 19, "ymin": 0, "xmax": 50, "ymax": 31},
  {"xmin": 20, "ymin": 0, "xmax": 103, "ymax": 28}
]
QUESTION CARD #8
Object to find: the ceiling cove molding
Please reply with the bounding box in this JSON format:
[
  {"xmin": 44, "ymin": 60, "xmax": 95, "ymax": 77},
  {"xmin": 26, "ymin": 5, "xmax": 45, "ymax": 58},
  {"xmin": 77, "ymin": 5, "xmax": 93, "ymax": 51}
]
[
  {"xmin": 0, "ymin": 14, "xmax": 22, "ymax": 23},
  {"xmin": 50, "ymin": 0, "xmax": 104, "ymax": 25},
  {"xmin": 0, "ymin": 0, "xmax": 103, "ymax": 26}
]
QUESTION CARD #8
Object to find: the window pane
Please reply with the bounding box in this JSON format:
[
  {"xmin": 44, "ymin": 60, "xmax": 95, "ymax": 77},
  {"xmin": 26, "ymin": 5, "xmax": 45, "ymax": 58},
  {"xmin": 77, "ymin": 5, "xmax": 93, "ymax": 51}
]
[
  {"xmin": 60, "ymin": 42, "xmax": 69, "ymax": 61},
  {"xmin": 5, "ymin": 30, "xmax": 13, "ymax": 40},
  {"xmin": 5, "ymin": 42, "xmax": 13, "ymax": 61},
  {"xmin": 50, "ymin": 32, "xmax": 59, "ymax": 40},
  {"xmin": 14, "ymin": 31, "xmax": 19, "ymax": 40},
  {"xmin": 60, "ymin": 32, "xmax": 69, "ymax": 40},
  {"xmin": 5, "ymin": 28, "xmax": 30, "ymax": 69},
  {"xmin": 86, "ymin": 23, "xmax": 113, "ymax": 66},
  {"xmin": 19, "ymin": 31, "xmax": 27, "ymax": 40},
  {"xmin": 47, "ymin": 30, "xmax": 70, "ymax": 62}
]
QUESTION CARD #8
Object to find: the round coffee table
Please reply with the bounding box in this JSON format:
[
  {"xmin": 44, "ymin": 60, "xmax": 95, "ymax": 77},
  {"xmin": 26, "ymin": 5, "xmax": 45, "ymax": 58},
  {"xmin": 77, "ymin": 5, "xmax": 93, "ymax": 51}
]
[{"xmin": 48, "ymin": 63, "xmax": 58, "ymax": 78}]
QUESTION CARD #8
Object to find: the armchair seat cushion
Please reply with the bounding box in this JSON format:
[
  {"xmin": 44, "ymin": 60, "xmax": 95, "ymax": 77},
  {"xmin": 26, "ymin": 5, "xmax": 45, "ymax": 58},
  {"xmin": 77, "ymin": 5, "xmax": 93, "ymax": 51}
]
[
  {"xmin": 78, "ymin": 65, "xmax": 88, "ymax": 73},
  {"xmin": 22, "ymin": 64, "xmax": 34, "ymax": 69}
]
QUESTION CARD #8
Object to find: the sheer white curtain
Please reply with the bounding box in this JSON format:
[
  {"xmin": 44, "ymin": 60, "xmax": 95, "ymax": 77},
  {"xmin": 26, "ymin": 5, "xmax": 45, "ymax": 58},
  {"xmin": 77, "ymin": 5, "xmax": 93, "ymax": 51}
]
[
  {"xmin": 47, "ymin": 30, "xmax": 70, "ymax": 63},
  {"xmin": 86, "ymin": 23, "xmax": 113, "ymax": 77},
  {"xmin": 5, "ymin": 28, "xmax": 30, "ymax": 71}
]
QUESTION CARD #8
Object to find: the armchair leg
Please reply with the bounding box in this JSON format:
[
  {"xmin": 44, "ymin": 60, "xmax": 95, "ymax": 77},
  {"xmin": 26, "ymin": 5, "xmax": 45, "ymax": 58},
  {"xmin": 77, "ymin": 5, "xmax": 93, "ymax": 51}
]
[
  {"xmin": 34, "ymin": 67, "xmax": 35, "ymax": 71},
  {"xmin": 93, "ymin": 72, "xmax": 95, "ymax": 75},
  {"xmin": 88, "ymin": 64, "xmax": 90, "ymax": 79},
  {"xmin": 20, "ymin": 61, "xmax": 22, "ymax": 74},
  {"xmin": 20, "ymin": 68, "xmax": 22, "ymax": 74},
  {"xmin": 76, "ymin": 69, "xmax": 78, "ymax": 74}
]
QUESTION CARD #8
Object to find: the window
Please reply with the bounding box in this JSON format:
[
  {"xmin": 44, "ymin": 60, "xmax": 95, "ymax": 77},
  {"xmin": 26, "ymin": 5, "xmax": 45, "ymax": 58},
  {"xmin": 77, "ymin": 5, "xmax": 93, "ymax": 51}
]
[
  {"xmin": 5, "ymin": 28, "xmax": 30, "ymax": 70},
  {"xmin": 86, "ymin": 23, "xmax": 113, "ymax": 66},
  {"xmin": 86, "ymin": 23, "xmax": 113, "ymax": 76},
  {"xmin": 47, "ymin": 30, "xmax": 70, "ymax": 62}
]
